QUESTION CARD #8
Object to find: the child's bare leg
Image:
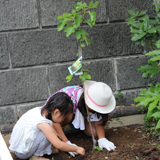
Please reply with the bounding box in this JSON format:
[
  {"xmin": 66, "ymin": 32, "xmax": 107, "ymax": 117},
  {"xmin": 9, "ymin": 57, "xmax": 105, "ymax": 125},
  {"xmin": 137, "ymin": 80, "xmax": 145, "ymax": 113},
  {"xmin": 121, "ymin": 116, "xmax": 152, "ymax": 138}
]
[
  {"xmin": 82, "ymin": 119, "xmax": 105, "ymax": 139},
  {"xmin": 82, "ymin": 119, "xmax": 97, "ymax": 137}
]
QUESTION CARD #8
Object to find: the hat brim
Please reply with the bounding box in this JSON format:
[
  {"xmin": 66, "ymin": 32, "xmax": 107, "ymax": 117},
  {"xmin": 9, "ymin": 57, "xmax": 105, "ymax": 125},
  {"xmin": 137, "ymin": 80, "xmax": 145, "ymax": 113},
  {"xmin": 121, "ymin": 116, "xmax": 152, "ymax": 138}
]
[{"xmin": 84, "ymin": 80, "xmax": 116, "ymax": 114}]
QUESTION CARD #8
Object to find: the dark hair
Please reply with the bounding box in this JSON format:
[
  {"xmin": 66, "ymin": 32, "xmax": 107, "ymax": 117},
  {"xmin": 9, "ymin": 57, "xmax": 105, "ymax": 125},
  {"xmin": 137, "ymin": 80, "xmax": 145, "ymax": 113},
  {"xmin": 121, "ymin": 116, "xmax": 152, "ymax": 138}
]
[
  {"xmin": 78, "ymin": 92, "xmax": 108, "ymax": 126},
  {"xmin": 41, "ymin": 92, "xmax": 73, "ymax": 121}
]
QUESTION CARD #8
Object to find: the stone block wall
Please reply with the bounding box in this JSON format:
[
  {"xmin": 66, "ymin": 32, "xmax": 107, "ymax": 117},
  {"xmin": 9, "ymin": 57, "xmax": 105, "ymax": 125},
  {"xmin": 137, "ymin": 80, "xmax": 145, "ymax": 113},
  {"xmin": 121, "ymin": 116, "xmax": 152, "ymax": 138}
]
[{"xmin": 0, "ymin": 0, "xmax": 158, "ymax": 124}]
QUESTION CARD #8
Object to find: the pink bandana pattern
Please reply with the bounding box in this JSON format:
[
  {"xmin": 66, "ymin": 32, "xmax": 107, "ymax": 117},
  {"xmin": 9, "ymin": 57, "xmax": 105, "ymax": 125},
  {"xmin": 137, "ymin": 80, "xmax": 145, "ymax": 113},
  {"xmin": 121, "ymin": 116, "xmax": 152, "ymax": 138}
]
[{"xmin": 45, "ymin": 86, "xmax": 83, "ymax": 113}]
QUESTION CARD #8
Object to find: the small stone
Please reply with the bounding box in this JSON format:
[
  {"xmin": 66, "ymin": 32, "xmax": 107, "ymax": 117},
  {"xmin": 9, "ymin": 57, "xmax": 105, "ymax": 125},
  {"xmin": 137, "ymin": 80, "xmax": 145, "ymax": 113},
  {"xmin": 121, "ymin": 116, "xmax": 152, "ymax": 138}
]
[
  {"xmin": 105, "ymin": 157, "xmax": 108, "ymax": 159},
  {"xmin": 134, "ymin": 128, "xmax": 137, "ymax": 132}
]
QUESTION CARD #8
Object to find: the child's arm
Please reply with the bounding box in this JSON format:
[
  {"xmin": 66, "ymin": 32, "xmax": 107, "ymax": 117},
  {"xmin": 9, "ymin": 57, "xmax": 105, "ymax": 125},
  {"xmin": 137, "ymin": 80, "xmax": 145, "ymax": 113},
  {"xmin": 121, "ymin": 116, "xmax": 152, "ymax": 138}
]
[
  {"xmin": 94, "ymin": 120, "xmax": 116, "ymax": 151},
  {"xmin": 94, "ymin": 119, "xmax": 105, "ymax": 139},
  {"xmin": 52, "ymin": 123, "xmax": 68, "ymax": 142},
  {"xmin": 37, "ymin": 122, "xmax": 85, "ymax": 155}
]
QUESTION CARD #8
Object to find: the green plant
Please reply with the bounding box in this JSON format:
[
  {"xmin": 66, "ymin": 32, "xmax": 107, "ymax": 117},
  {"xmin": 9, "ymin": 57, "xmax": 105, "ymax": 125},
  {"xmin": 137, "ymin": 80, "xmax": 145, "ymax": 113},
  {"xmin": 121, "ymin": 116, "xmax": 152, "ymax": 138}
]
[
  {"xmin": 57, "ymin": 1, "xmax": 99, "ymax": 82},
  {"xmin": 116, "ymin": 117, "xmax": 120, "ymax": 121},
  {"xmin": 94, "ymin": 146, "xmax": 102, "ymax": 151},
  {"xmin": 57, "ymin": 1, "xmax": 99, "ymax": 152},
  {"xmin": 126, "ymin": 1, "xmax": 160, "ymax": 136},
  {"xmin": 136, "ymin": 156, "xmax": 139, "ymax": 160},
  {"xmin": 115, "ymin": 91, "xmax": 122, "ymax": 99}
]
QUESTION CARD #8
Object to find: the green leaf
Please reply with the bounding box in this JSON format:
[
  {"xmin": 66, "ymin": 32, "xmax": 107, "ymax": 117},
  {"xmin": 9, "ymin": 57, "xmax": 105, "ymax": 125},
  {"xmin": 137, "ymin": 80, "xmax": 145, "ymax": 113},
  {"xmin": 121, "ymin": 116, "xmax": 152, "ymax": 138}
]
[
  {"xmin": 57, "ymin": 18, "xmax": 69, "ymax": 31},
  {"xmin": 88, "ymin": 11, "xmax": 94, "ymax": 21},
  {"xmin": 156, "ymin": 120, "xmax": 160, "ymax": 130},
  {"xmin": 151, "ymin": 111, "xmax": 160, "ymax": 119},
  {"xmin": 130, "ymin": 27, "xmax": 139, "ymax": 34},
  {"xmin": 64, "ymin": 26, "xmax": 75, "ymax": 37},
  {"xmin": 150, "ymin": 56, "xmax": 160, "ymax": 62},
  {"xmin": 94, "ymin": 146, "xmax": 102, "ymax": 151},
  {"xmin": 66, "ymin": 23, "xmax": 74, "ymax": 27},
  {"xmin": 76, "ymin": 52, "xmax": 80, "ymax": 56},
  {"xmin": 153, "ymin": 2, "xmax": 160, "ymax": 7},
  {"xmin": 131, "ymin": 32, "xmax": 146, "ymax": 41},
  {"xmin": 66, "ymin": 74, "xmax": 73, "ymax": 83},
  {"xmin": 155, "ymin": 40, "xmax": 160, "ymax": 49},
  {"xmin": 79, "ymin": 30, "xmax": 87, "ymax": 36},
  {"xmin": 146, "ymin": 110, "xmax": 155, "ymax": 118},
  {"xmin": 147, "ymin": 28, "xmax": 157, "ymax": 33},
  {"xmin": 92, "ymin": 1, "xmax": 99, "ymax": 8},
  {"xmin": 148, "ymin": 99, "xmax": 159, "ymax": 111},
  {"xmin": 115, "ymin": 91, "xmax": 122, "ymax": 99},
  {"xmin": 146, "ymin": 50, "xmax": 160, "ymax": 56},
  {"xmin": 138, "ymin": 61, "xmax": 160, "ymax": 78},
  {"xmin": 138, "ymin": 16, "xmax": 146, "ymax": 21},
  {"xmin": 75, "ymin": 30, "xmax": 82, "ymax": 39},
  {"xmin": 140, "ymin": 39, "xmax": 145, "ymax": 46},
  {"xmin": 72, "ymin": 9, "xmax": 76, "ymax": 13},
  {"xmin": 155, "ymin": 7, "xmax": 160, "ymax": 11},
  {"xmin": 81, "ymin": 44, "xmax": 85, "ymax": 47},
  {"xmin": 134, "ymin": 83, "xmax": 160, "ymax": 111},
  {"xmin": 128, "ymin": 10, "xmax": 136, "ymax": 16},
  {"xmin": 89, "ymin": 1, "xmax": 93, "ymax": 7},
  {"xmin": 79, "ymin": 72, "xmax": 91, "ymax": 81},
  {"xmin": 126, "ymin": 16, "xmax": 136, "ymax": 23},
  {"xmin": 79, "ymin": 74, "xmax": 85, "ymax": 81},
  {"xmin": 76, "ymin": 2, "xmax": 83, "ymax": 6},
  {"xmin": 85, "ymin": 38, "xmax": 91, "ymax": 46},
  {"xmin": 83, "ymin": 72, "xmax": 91, "ymax": 79},
  {"xmin": 88, "ymin": 11, "xmax": 96, "ymax": 25},
  {"xmin": 84, "ymin": 18, "xmax": 93, "ymax": 28},
  {"xmin": 149, "ymin": 19, "xmax": 159, "ymax": 24},
  {"xmin": 143, "ymin": 20, "xmax": 148, "ymax": 31},
  {"xmin": 132, "ymin": 22, "xmax": 143, "ymax": 29},
  {"xmin": 57, "ymin": 13, "xmax": 72, "ymax": 19},
  {"xmin": 138, "ymin": 10, "xmax": 148, "ymax": 16},
  {"xmin": 74, "ymin": 15, "xmax": 82, "ymax": 27}
]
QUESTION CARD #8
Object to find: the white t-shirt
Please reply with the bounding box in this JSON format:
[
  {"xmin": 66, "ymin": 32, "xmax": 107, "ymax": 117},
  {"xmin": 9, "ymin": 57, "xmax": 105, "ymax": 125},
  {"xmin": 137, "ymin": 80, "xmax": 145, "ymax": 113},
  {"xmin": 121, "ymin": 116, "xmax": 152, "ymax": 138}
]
[
  {"xmin": 72, "ymin": 89, "xmax": 102, "ymax": 130},
  {"xmin": 9, "ymin": 107, "xmax": 52, "ymax": 154}
]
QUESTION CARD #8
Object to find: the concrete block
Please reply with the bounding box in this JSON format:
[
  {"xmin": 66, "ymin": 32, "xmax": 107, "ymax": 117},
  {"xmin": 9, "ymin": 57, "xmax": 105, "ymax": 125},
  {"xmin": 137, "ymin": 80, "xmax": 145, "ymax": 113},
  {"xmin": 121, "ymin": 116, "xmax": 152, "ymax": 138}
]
[
  {"xmin": 17, "ymin": 101, "xmax": 45, "ymax": 118},
  {"xmin": 8, "ymin": 29, "xmax": 78, "ymax": 68},
  {"xmin": 115, "ymin": 90, "xmax": 141, "ymax": 106},
  {"xmin": 116, "ymin": 56, "xmax": 159, "ymax": 90},
  {"xmin": 108, "ymin": 0, "xmax": 156, "ymax": 21},
  {"xmin": 0, "ymin": 0, "xmax": 39, "ymax": 31},
  {"xmin": 83, "ymin": 59, "xmax": 116, "ymax": 91},
  {"xmin": 0, "ymin": 34, "xmax": 9, "ymax": 69},
  {"xmin": 82, "ymin": 24, "xmax": 143, "ymax": 59},
  {"xmin": 48, "ymin": 59, "xmax": 116, "ymax": 94},
  {"xmin": 48, "ymin": 63, "xmax": 82, "ymax": 94},
  {"xmin": 0, "ymin": 124, "xmax": 15, "ymax": 134},
  {"xmin": 0, "ymin": 106, "xmax": 16, "ymax": 125},
  {"xmin": 40, "ymin": 0, "xmax": 107, "ymax": 27},
  {"xmin": 0, "ymin": 67, "xmax": 48, "ymax": 106}
]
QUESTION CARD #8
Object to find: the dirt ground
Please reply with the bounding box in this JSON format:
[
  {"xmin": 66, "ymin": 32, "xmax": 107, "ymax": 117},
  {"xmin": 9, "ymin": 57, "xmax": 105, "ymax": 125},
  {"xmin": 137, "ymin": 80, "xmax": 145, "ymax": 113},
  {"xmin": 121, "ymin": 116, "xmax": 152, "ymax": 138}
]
[{"xmin": 2, "ymin": 124, "xmax": 160, "ymax": 160}]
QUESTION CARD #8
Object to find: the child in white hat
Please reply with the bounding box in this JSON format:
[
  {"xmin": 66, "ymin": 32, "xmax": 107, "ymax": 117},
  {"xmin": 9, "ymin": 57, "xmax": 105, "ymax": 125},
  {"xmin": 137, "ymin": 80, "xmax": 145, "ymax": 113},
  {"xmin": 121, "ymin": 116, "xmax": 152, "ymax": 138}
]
[{"xmin": 51, "ymin": 80, "xmax": 116, "ymax": 157}]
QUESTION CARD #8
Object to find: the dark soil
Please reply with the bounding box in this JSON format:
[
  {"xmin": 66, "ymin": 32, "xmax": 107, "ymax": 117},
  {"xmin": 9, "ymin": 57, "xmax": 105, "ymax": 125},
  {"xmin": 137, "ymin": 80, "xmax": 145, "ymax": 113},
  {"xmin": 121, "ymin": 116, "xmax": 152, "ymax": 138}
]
[{"xmin": 3, "ymin": 124, "xmax": 160, "ymax": 160}]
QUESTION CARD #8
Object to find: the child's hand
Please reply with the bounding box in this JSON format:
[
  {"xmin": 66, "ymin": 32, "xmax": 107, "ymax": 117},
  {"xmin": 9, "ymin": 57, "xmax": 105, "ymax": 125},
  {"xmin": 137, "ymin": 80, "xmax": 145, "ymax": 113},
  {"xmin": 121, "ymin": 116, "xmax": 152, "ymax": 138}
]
[
  {"xmin": 98, "ymin": 138, "xmax": 116, "ymax": 151},
  {"xmin": 76, "ymin": 146, "xmax": 85, "ymax": 156},
  {"xmin": 66, "ymin": 141, "xmax": 78, "ymax": 157}
]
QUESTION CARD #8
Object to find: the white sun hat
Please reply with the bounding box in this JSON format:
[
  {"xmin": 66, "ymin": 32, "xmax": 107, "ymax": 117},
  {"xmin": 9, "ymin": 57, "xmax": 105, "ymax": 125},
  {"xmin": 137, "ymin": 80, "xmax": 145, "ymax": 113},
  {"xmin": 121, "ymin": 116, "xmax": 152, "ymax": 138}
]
[{"xmin": 84, "ymin": 80, "xmax": 116, "ymax": 114}]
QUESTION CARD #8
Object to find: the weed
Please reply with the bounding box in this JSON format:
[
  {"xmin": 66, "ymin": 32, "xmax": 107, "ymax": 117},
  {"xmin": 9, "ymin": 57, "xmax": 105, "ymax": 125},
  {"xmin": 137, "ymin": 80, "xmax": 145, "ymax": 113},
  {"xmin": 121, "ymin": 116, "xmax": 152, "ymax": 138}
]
[{"xmin": 94, "ymin": 146, "xmax": 102, "ymax": 151}]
